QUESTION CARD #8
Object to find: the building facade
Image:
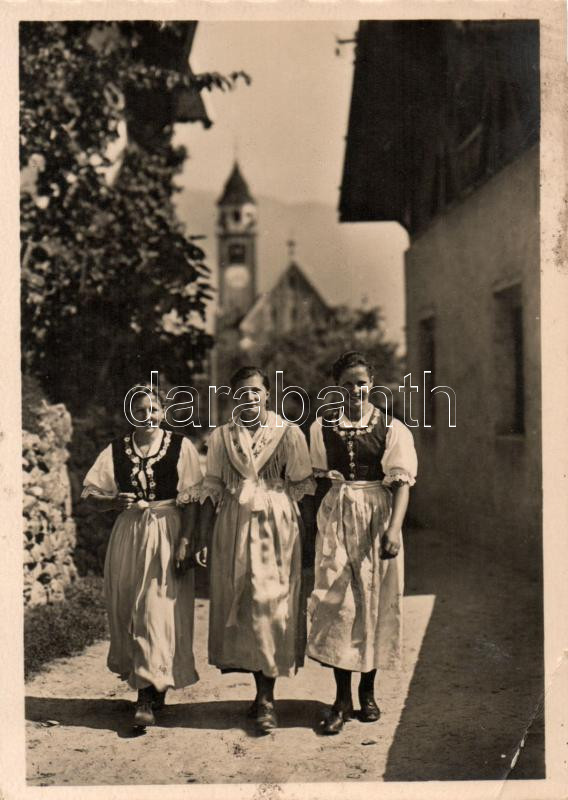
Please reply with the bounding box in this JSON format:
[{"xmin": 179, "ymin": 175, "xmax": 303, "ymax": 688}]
[
  {"xmin": 339, "ymin": 21, "xmax": 541, "ymax": 573},
  {"xmin": 405, "ymin": 145, "xmax": 540, "ymax": 568}
]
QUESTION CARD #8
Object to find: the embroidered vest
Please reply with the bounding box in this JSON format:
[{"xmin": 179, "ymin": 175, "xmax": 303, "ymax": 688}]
[
  {"xmin": 321, "ymin": 408, "xmax": 387, "ymax": 481},
  {"xmin": 111, "ymin": 430, "xmax": 183, "ymax": 500}
]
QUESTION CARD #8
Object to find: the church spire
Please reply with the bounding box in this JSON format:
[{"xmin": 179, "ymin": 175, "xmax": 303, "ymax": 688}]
[
  {"xmin": 217, "ymin": 161, "xmax": 255, "ymax": 206},
  {"xmin": 286, "ymin": 237, "xmax": 296, "ymax": 263}
]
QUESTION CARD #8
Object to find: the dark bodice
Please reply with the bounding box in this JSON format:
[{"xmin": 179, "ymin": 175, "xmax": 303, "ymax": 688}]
[
  {"xmin": 321, "ymin": 408, "xmax": 387, "ymax": 481},
  {"xmin": 111, "ymin": 430, "xmax": 184, "ymax": 501}
]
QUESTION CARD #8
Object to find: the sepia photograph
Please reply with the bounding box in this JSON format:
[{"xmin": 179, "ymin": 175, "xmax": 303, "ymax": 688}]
[{"xmin": 3, "ymin": 2, "xmax": 566, "ymax": 795}]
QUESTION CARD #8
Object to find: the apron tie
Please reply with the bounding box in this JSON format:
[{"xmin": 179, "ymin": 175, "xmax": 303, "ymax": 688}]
[
  {"xmin": 226, "ymin": 478, "xmax": 289, "ymax": 627},
  {"xmin": 323, "ymin": 479, "xmax": 388, "ymax": 646},
  {"xmin": 128, "ymin": 500, "xmax": 178, "ymax": 630}
]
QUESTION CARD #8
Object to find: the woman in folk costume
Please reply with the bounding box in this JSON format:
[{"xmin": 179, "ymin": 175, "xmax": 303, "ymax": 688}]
[
  {"xmin": 307, "ymin": 351, "xmax": 417, "ymax": 735},
  {"xmin": 192, "ymin": 366, "xmax": 315, "ymax": 733},
  {"xmin": 82, "ymin": 384, "xmax": 203, "ymax": 729}
]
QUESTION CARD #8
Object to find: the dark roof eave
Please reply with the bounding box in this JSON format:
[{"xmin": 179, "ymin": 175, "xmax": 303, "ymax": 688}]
[
  {"xmin": 338, "ymin": 20, "xmax": 540, "ymax": 236},
  {"xmin": 338, "ymin": 207, "xmax": 406, "ymax": 227}
]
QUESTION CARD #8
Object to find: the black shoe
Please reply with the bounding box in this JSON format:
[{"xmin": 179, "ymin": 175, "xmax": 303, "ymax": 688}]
[
  {"xmin": 321, "ymin": 705, "xmax": 353, "ymax": 735},
  {"xmin": 256, "ymin": 701, "xmax": 277, "ymax": 733},
  {"xmin": 358, "ymin": 693, "xmax": 381, "ymax": 722},
  {"xmin": 134, "ymin": 701, "xmax": 155, "ymax": 727},
  {"xmin": 134, "ymin": 687, "xmax": 156, "ymax": 727}
]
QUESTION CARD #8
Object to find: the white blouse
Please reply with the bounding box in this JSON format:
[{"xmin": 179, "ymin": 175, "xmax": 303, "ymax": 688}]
[
  {"xmin": 81, "ymin": 433, "xmax": 203, "ymax": 504},
  {"xmin": 309, "ymin": 409, "xmax": 418, "ymax": 487}
]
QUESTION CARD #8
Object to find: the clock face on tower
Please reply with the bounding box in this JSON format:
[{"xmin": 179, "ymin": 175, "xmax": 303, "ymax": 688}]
[{"xmin": 225, "ymin": 265, "xmax": 251, "ymax": 290}]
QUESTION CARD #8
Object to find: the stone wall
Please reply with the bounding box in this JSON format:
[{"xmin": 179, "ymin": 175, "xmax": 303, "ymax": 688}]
[{"xmin": 23, "ymin": 400, "xmax": 78, "ymax": 606}]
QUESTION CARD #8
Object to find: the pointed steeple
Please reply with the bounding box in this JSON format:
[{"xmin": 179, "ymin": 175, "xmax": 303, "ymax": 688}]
[
  {"xmin": 286, "ymin": 237, "xmax": 296, "ymax": 264},
  {"xmin": 217, "ymin": 161, "xmax": 255, "ymax": 206}
]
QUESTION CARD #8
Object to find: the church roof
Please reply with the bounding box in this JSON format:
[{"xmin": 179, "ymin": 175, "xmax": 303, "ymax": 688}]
[
  {"xmin": 239, "ymin": 260, "xmax": 331, "ymax": 337},
  {"xmin": 217, "ymin": 162, "xmax": 255, "ymax": 206},
  {"xmin": 274, "ymin": 261, "xmax": 330, "ymax": 312}
]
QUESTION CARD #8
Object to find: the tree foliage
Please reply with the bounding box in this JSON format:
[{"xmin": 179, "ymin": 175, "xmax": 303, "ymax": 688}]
[{"xmin": 20, "ymin": 21, "xmax": 247, "ymax": 411}]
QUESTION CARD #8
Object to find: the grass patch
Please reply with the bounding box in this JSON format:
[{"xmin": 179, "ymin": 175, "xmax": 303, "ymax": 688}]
[{"xmin": 24, "ymin": 576, "xmax": 108, "ymax": 681}]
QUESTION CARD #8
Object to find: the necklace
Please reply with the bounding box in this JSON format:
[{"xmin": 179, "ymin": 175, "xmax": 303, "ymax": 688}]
[
  {"xmin": 335, "ymin": 406, "xmax": 380, "ymax": 438},
  {"xmin": 124, "ymin": 430, "xmax": 171, "ymax": 501}
]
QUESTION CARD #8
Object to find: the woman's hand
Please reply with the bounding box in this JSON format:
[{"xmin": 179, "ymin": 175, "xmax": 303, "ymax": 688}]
[
  {"xmin": 381, "ymin": 525, "xmax": 401, "ymax": 559},
  {"xmin": 194, "ymin": 499, "xmax": 214, "ymax": 568},
  {"xmin": 194, "ymin": 531, "xmax": 208, "ymax": 567},
  {"xmin": 175, "ymin": 536, "xmax": 193, "ymax": 574},
  {"xmin": 194, "ymin": 546, "xmax": 208, "ymax": 568},
  {"xmin": 113, "ymin": 493, "xmax": 137, "ymax": 512}
]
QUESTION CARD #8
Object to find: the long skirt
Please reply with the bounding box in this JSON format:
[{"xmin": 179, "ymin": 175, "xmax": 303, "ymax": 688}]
[
  {"xmin": 208, "ymin": 485, "xmax": 304, "ymax": 678},
  {"xmin": 306, "ymin": 480, "xmax": 403, "ymax": 673},
  {"xmin": 103, "ymin": 500, "xmax": 198, "ymax": 692}
]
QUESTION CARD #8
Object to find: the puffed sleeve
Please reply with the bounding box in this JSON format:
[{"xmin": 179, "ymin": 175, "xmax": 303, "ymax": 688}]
[
  {"xmin": 81, "ymin": 444, "xmax": 117, "ymax": 499},
  {"xmin": 381, "ymin": 419, "xmax": 418, "ymax": 488},
  {"xmin": 199, "ymin": 426, "xmax": 226, "ymax": 505},
  {"xmin": 176, "ymin": 436, "xmax": 204, "ymax": 505},
  {"xmin": 309, "ymin": 417, "xmax": 328, "ymax": 476},
  {"xmin": 285, "ymin": 425, "xmax": 316, "ymax": 501}
]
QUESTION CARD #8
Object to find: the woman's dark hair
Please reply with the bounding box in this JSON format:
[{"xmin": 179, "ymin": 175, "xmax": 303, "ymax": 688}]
[
  {"xmin": 229, "ymin": 365, "xmax": 270, "ymax": 392},
  {"xmin": 129, "ymin": 382, "xmax": 167, "ymax": 408},
  {"xmin": 331, "ymin": 351, "xmax": 373, "ymax": 383}
]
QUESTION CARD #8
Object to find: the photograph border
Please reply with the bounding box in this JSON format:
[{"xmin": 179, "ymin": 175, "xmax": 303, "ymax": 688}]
[{"xmin": 1, "ymin": 1, "xmax": 567, "ymax": 798}]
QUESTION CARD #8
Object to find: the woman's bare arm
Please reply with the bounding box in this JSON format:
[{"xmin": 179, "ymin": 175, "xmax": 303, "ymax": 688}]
[
  {"xmin": 82, "ymin": 493, "xmax": 135, "ymax": 513},
  {"xmin": 382, "ymin": 483, "xmax": 410, "ymax": 558}
]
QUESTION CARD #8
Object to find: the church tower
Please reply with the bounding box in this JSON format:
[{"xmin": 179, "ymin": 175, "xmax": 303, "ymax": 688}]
[{"xmin": 216, "ymin": 162, "xmax": 257, "ymax": 324}]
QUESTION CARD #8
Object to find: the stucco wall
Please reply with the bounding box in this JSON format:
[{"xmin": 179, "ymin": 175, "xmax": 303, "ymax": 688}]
[{"xmin": 405, "ymin": 146, "xmax": 541, "ymax": 574}]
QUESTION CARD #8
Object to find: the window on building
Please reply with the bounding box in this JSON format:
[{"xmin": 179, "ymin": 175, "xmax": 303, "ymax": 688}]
[
  {"xmin": 232, "ymin": 209, "xmax": 241, "ymax": 223},
  {"xmin": 419, "ymin": 316, "xmax": 436, "ymax": 427},
  {"xmin": 494, "ymin": 284, "xmax": 525, "ymax": 435},
  {"xmin": 228, "ymin": 243, "xmax": 246, "ymax": 263}
]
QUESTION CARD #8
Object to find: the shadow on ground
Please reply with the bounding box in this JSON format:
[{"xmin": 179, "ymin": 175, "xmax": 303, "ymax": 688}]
[
  {"xmin": 25, "ymin": 696, "xmax": 327, "ymax": 739},
  {"xmin": 383, "ymin": 528, "xmax": 544, "ymax": 781}
]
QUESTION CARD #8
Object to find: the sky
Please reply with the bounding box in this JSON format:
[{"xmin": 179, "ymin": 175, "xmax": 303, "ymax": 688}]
[
  {"xmin": 177, "ymin": 20, "xmax": 358, "ymax": 205},
  {"xmin": 173, "ymin": 21, "xmax": 408, "ymax": 346}
]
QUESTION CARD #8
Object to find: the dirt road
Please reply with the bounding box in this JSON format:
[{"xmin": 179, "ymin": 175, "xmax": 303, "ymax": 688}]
[{"xmin": 25, "ymin": 527, "xmax": 544, "ymax": 786}]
